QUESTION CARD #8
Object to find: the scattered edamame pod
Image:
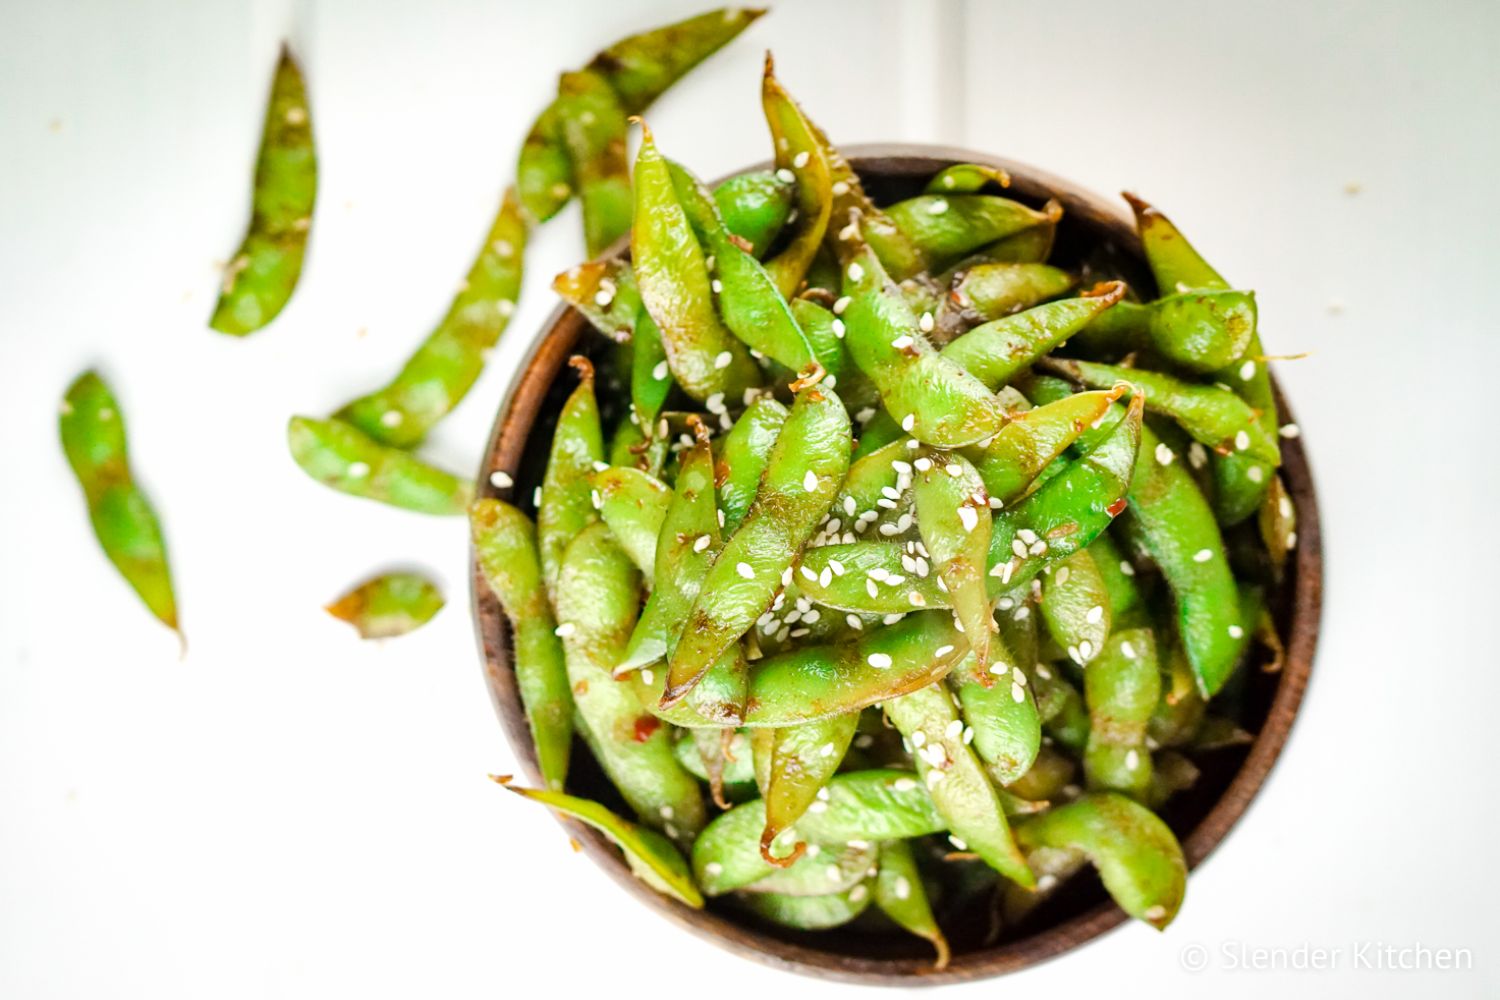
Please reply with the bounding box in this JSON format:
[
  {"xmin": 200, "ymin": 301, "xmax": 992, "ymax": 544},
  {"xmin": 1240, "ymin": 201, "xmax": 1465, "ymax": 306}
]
[
  {"xmin": 287, "ymin": 416, "xmax": 471, "ymax": 515},
  {"xmin": 324, "ymin": 571, "xmax": 443, "ymax": 639},
  {"xmin": 211, "ymin": 47, "xmax": 315, "ymax": 336},
  {"xmin": 60, "ymin": 372, "xmax": 180, "ymax": 637}
]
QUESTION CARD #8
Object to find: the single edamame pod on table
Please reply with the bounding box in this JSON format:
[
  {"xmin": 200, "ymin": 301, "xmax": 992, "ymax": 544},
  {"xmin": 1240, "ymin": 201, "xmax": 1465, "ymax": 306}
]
[
  {"xmin": 471, "ymin": 500, "xmax": 572, "ymax": 790},
  {"xmin": 211, "ymin": 46, "xmax": 315, "ymax": 336},
  {"xmin": 324, "ymin": 571, "xmax": 443, "ymax": 639},
  {"xmin": 287, "ymin": 415, "xmax": 471, "ymax": 515},
  {"xmin": 60, "ymin": 371, "xmax": 180, "ymax": 637}
]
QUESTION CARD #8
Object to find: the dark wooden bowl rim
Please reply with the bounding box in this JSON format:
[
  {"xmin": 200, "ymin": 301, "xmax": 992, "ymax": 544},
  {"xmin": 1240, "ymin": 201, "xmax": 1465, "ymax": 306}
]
[{"xmin": 470, "ymin": 144, "xmax": 1321, "ymax": 986}]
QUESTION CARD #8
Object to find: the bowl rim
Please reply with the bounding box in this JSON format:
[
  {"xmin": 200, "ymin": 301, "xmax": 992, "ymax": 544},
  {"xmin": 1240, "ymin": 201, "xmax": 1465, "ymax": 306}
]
[{"xmin": 469, "ymin": 143, "xmax": 1322, "ymax": 986}]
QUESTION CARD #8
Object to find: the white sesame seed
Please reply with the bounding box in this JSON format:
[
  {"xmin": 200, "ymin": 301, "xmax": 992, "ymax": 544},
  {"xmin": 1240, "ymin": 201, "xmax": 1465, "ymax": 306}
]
[
  {"xmin": 1239, "ymin": 360, "xmax": 1257, "ymax": 381},
  {"xmin": 910, "ymin": 730, "xmax": 926, "ymax": 747},
  {"xmin": 1286, "ymin": 531, "xmax": 1298, "ymax": 549},
  {"xmin": 892, "ymin": 876, "xmax": 911, "ymax": 900},
  {"xmin": 710, "ymin": 279, "xmax": 723, "ymax": 294},
  {"xmin": 1012, "ymin": 539, "xmax": 1029, "ymax": 558},
  {"xmin": 1013, "ymin": 606, "xmax": 1030, "ymax": 621},
  {"xmin": 944, "ymin": 719, "xmax": 964, "ymax": 739},
  {"xmin": 803, "ymin": 469, "xmax": 819, "ymax": 492},
  {"xmin": 792, "ymin": 150, "xmax": 810, "ymax": 169},
  {"xmin": 820, "ymin": 567, "xmax": 833, "ymax": 587},
  {"xmin": 1125, "ymin": 749, "xmax": 1141, "ymax": 771},
  {"xmin": 554, "ymin": 622, "xmax": 575, "ymax": 637},
  {"xmin": 1011, "ymin": 682, "xmax": 1025, "ymax": 703},
  {"xmin": 1121, "ymin": 640, "xmax": 1137, "ymax": 659},
  {"xmin": 1193, "ymin": 548, "xmax": 1213, "ymax": 563},
  {"xmin": 594, "ymin": 289, "xmax": 614, "ymax": 307},
  {"xmin": 831, "ymin": 319, "xmax": 846, "ymax": 339},
  {"xmin": 1229, "ymin": 624, "xmax": 1245, "ymax": 639},
  {"xmin": 1247, "ymin": 465, "xmax": 1265, "ymax": 483},
  {"xmin": 714, "ymin": 351, "xmax": 733, "ymax": 370},
  {"xmin": 919, "ymin": 311, "xmax": 934, "ymax": 333},
  {"xmin": 847, "ymin": 614, "xmax": 863, "ymax": 629},
  {"xmin": 891, "ymin": 334, "xmax": 914, "ymax": 350},
  {"xmin": 1155, "ymin": 442, "xmax": 1175, "ymax": 466},
  {"xmin": 1235, "ymin": 430, "xmax": 1251, "ymax": 451},
  {"xmin": 533, "ymin": 486, "xmax": 543, "ymax": 507},
  {"xmin": 957, "ymin": 506, "xmax": 979, "ymax": 532},
  {"xmin": 591, "ymin": 460, "xmax": 610, "ymax": 473},
  {"xmin": 829, "ymin": 559, "xmax": 846, "ymax": 576},
  {"xmin": 347, "ymin": 461, "xmax": 371, "ymax": 479},
  {"xmin": 380, "ymin": 410, "xmax": 403, "ymax": 427},
  {"xmin": 839, "ymin": 222, "xmax": 859, "ymax": 241},
  {"xmin": 1119, "ymin": 560, "xmax": 1136, "ymax": 577},
  {"xmin": 776, "ymin": 167, "xmax": 796, "ymax": 183},
  {"xmin": 927, "ymin": 198, "xmax": 949, "ymax": 215},
  {"xmin": 866, "ymin": 651, "xmax": 893, "ymax": 669},
  {"xmin": 866, "ymin": 579, "xmax": 880, "ymax": 597},
  {"xmin": 819, "ymin": 741, "xmax": 836, "ymax": 758},
  {"xmin": 497, "ymin": 299, "xmax": 516, "ymax": 317},
  {"xmin": 831, "ymin": 180, "xmax": 850, "ymax": 196},
  {"xmin": 1280, "ymin": 423, "xmax": 1301, "ymax": 439},
  {"xmin": 800, "ymin": 566, "xmax": 817, "ymax": 583},
  {"xmin": 893, "ymin": 776, "xmax": 917, "ymax": 792},
  {"xmin": 901, "ymin": 414, "xmax": 916, "ymax": 432},
  {"xmin": 705, "ymin": 861, "xmax": 723, "ymax": 877},
  {"xmin": 883, "ymin": 613, "xmax": 904, "ymax": 625},
  {"xmin": 847, "ymin": 263, "xmax": 865, "ymax": 282},
  {"xmin": 1144, "ymin": 904, "xmax": 1167, "ymax": 921},
  {"xmin": 693, "ymin": 534, "xmax": 712, "ymax": 553},
  {"xmin": 1188, "ymin": 442, "xmax": 1208, "ymax": 469},
  {"xmin": 1086, "ymin": 604, "xmax": 1104, "ymax": 625},
  {"xmin": 736, "ymin": 562, "xmax": 755, "ymax": 579},
  {"xmin": 487, "ymin": 469, "xmax": 511, "ymax": 489}
]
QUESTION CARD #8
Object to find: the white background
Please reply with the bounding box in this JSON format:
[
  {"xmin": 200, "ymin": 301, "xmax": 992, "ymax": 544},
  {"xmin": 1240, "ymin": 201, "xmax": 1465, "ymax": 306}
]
[{"xmin": 2, "ymin": 0, "xmax": 1497, "ymax": 996}]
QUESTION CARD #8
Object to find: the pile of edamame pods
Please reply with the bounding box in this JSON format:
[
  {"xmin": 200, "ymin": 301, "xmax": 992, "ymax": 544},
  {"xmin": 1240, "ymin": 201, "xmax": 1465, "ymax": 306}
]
[{"xmin": 476, "ymin": 54, "xmax": 1298, "ymax": 964}]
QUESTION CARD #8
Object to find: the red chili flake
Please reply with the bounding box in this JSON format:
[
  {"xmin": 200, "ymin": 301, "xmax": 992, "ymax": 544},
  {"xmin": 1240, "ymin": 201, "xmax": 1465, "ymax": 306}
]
[
  {"xmin": 1106, "ymin": 498, "xmax": 1129, "ymax": 517},
  {"xmin": 632, "ymin": 716, "xmax": 662, "ymax": 743}
]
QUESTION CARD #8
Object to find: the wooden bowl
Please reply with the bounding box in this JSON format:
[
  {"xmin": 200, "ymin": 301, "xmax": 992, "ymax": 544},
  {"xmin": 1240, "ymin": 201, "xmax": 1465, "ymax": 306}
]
[{"xmin": 470, "ymin": 145, "xmax": 1322, "ymax": 985}]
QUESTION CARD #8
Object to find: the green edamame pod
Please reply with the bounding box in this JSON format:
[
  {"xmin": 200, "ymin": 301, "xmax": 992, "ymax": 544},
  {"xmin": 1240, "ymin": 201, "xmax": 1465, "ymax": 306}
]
[
  {"xmin": 874, "ymin": 839, "xmax": 950, "ymax": 969},
  {"xmin": 663, "ymin": 385, "xmax": 850, "ymax": 704},
  {"xmin": 556, "ymin": 522, "xmax": 704, "ymax": 842},
  {"xmin": 631, "ymin": 121, "xmax": 760, "ymax": 402},
  {"xmin": 1144, "ymin": 289, "xmax": 1258, "ymax": 373},
  {"xmin": 211, "ymin": 47, "xmax": 315, "ymax": 336},
  {"xmin": 965, "ymin": 387, "xmax": 1125, "ymax": 505},
  {"xmin": 885, "ymin": 194, "xmax": 1058, "ymax": 275},
  {"xmin": 1084, "ymin": 629, "xmax": 1161, "ymax": 800},
  {"xmin": 912, "ymin": 451, "xmax": 993, "ymax": 672},
  {"xmin": 1015, "ymin": 792, "xmax": 1186, "ymax": 929},
  {"xmin": 1032, "ymin": 664, "xmax": 1089, "ymax": 753},
  {"xmin": 883, "ymin": 683, "xmax": 1033, "ymax": 887},
  {"xmin": 1259, "ymin": 472, "xmax": 1298, "ymax": 574},
  {"xmin": 287, "ymin": 416, "xmax": 470, "ymax": 515},
  {"xmin": 716, "ymin": 394, "xmax": 789, "ymax": 534},
  {"xmin": 952, "ymin": 649, "xmax": 1041, "ymax": 785},
  {"xmin": 338, "ymin": 189, "xmax": 526, "ymax": 446},
  {"xmin": 837, "ymin": 224, "xmax": 1004, "ymax": 448},
  {"xmin": 743, "ymin": 839, "xmax": 877, "ymax": 895},
  {"xmin": 60, "ymin": 372, "xmax": 179, "ymax": 636},
  {"xmin": 324, "ymin": 571, "xmax": 443, "ymax": 639},
  {"xmin": 556, "ymin": 70, "xmax": 632, "ymax": 257},
  {"xmin": 1124, "ymin": 419, "xmax": 1246, "ymax": 697},
  {"xmin": 714, "ymin": 170, "xmax": 794, "ymax": 258},
  {"xmin": 517, "ymin": 102, "xmax": 572, "ymax": 224},
  {"xmin": 1040, "ymin": 549, "xmax": 1112, "ymax": 667},
  {"xmin": 500, "ymin": 781, "xmax": 702, "ymax": 908},
  {"xmin": 925, "ymin": 163, "xmax": 1010, "ymax": 194},
  {"xmin": 760, "ymin": 55, "xmax": 834, "ymax": 298},
  {"xmin": 936, "ymin": 262, "xmax": 1077, "ymax": 338},
  {"xmin": 553, "ymin": 258, "xmax": 639, "ymax": 343},
  {"xmin": 537, "ymin": 357, "xmax": 605, "ymax": 596},
  {"xmin": 471, "ymin": 500, "xmax": 572, "ymax": 790},
  {"xmin": 1089, "ymin": 531, "xmax": 1146, "ymax": 625},
  {"xmin": 593, "ymin": 466, "xmax": 671, "ymax": 581},
  {"xmin": 1006, "ymin": 744, "xmax": 1077, "ymax": 802},
  {"xmin": 941, "ymin": 283, "xmax": 1127, "ymax": 391},
  {"xmin": 759, "ymin": 713, "xmax": 859, "ymax": 865},
  {"xmin": 667, "ymin": 159, "xmax": 830, "ymax": 376}
]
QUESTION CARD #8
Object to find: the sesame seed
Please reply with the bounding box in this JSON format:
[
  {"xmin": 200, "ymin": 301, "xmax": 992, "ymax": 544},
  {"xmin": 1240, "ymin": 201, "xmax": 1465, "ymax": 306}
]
[
  {"xmin": 831, "ymin": 319, "xmax": 846, "ymax": 339},
  {"xmin": 591, "ymin": 489, "xmax": 603, "ymax": 510},
  {"xmin": 594, "ymin": 289, "xmax": 614, "ymax": 307},
  {"xmin": 819, "ymin": 567, "xmax": 833, "ymax": 587},
  {"xmin": 1228, "ymin": 624, "xmax": 1245, "ymax": 639},
  {"xmin": 927, "ymin": 198, "xmax": 949, "ymax": 215},
  {"xmin": 1121, "ymin": 640, "xmax": 1137, "ymax": 659},
  {"xmin": 891, "ymin": 334, "xmax": 914, "ymax": 350},
  {"xmin": 791, "ymin": 150, "xmax": 810, "ymax": 169},
  {"xmin": 919, "ymin": 311, "xmax": 934, "ymax": 333},
  {"xmin": 1240, "ymin": 360, "xmax": 1257, "ymax": 381},
  {"xmin": 693, "ymin": 534, "xmax": 712, "ymax": 553},
  {"xmin": 488, "ymin": 470, "xmax": 511, "ymax": 489},
  {"xmin": 900, "ymin": 414, "xmax": 916, "ymax": 433},
  {"xmin": 736, "ymin": 562, "xmax": 755, "ymax": 579},
  {"xmin": 1286, "ymin": 531, "xmax": 1298, "ymax": 548},
  {"xmin": 720, "ymin": 510, "xmax": 728, "ymax": 528},
  {"xmin": 776, "ymin": 167, "xmax": 795, "ymax": 183},
  {"xmin": 554, "ymin": 622, "xmax": 575, "ymax": 637},
  {"xmin": 883, "ymin": 613, "xmax": 904, "ymax": 625},
  {"xmin": 1155, "ymin": 442, "xmax": 1175, "ymax": 466},
  {"xmin": 346, "ymin": 461, "xmax": 371, "ymax": 479},
  {"xmin": 1012, "ymin": 539, "xmax": 1029, "ymax": 558},
  {"xmin": 380, "ymin": 410, "xmax": 403, "ymax": 427},
  {"xmin": 944, "ymin": 719, "xmax": 964, "ymax": 739},
  {"xmin": 847, "ymin": 263, "xmax": 865, "ymax": 282},
  {"xmin": 866, "ymin": 579, "xmax": 880, "ymax": 597},
  {"xmin": 1188, "ymin": 442, "xmax": 1208, "ymax": 469},
  {"xmin": 714, "ymin": 351, "xmax": 733, "ymax": 370},
  {"xmin": 497, "ymin": 299, "xmax": 516, "ymax": 317},
  {"xmin": 705, "ymin": 392, "xmax": 726, "ymax": 414},
  {"xmin": 1013, "ymin": 606, "xmax": 1030, "ymax": 621},
  {"xmin": 1085, "ymin": 604, "xmax": 1104, "ymax": 625},
  {"xmin": 957, "ymin": 507, "xmax": 979, "ymax": 532},
  {"xmin": 819, "ymin": 741, "xmax": 836, "ymax": 758},
  {"xmin": 910, "ymin": 730, "xmax": 926, "ymax": 747},
  {"xmin": 832, "ymin": 180, "xmax": 850, "ymax": 196},
  {"xmin": 1119, "ymin": 560, "xmax": 1135, "ymax": 577},
  {"xmin": 1078, "ymin": 640, "xmax": 1093, "ymax": 660},
  {"xmin": 865, "ymin": 651, "xmax": 893, "ymax": 670},
  {"xmin": 533, "ymin": 486, "xmax": 543, "ymax": 507},
  {"xmin": 839, "ymin": 222, "xmax": 858, "ymax": 241},
  {"xmin": 1011, "ymin": 682, "xmax": 1025, "ymax": 703},
  {"xmin": 908, "ymin": 592, "xmax": 925, "ymax": 607},
  {"xmin": 705, "ymin": 861, "xmax": 723, "ymax": 877},
  {"xmin": 1280, "ymin": 423, "xmax": 1301, "ymax": 439},
  {"xmin": 803, "ymin": 469, "xmax": 819, "ymax": 492},
  {"xmin": 893, "ymin": 876, "xmax": 911, "ymax": 900},
  {"xmin": 893, "ymin": 777, "xmax": 917, "ymax": 792},
  {"xmin": 829, "ymin": 559, "xmax": 846, "ymax": 576},
  {"xmin": 710, "ymin": 279, "xmax": 723, "ymax": 294},
  {"xmin": 1192, "ymin": 548, "xmax": 1213, "ymax": 563},
  {"xmin": 1247, "ymin": 465, "xmax": 1265, "ymax": 483},
  {"xmin": 1235, "ymin": 430, "xmax": 1251, "ymax": 451},
  {"xmin": 1125, "ymin": 749, "xmax": 1141, "ymax": 770},
  {"xmin": 847, "ymin": 614, "xmax": 863, "ymax": 629},
  {"xmin": 591, "ymin": 460, "xmax": 610, "ymax": 473}
]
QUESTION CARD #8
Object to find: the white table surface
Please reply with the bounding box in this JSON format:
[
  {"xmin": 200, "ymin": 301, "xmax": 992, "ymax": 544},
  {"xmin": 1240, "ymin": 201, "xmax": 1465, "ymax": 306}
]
[{"xmin": 2, "ymin": 1, "xmax": 1496, "ymax": 996}]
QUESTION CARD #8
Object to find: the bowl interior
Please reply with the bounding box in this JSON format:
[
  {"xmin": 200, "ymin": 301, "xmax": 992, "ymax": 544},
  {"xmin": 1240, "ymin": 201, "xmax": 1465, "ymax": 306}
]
[{"xmin": 471, "ymin": 146, "xmax": 1321, "ymax": 984}]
